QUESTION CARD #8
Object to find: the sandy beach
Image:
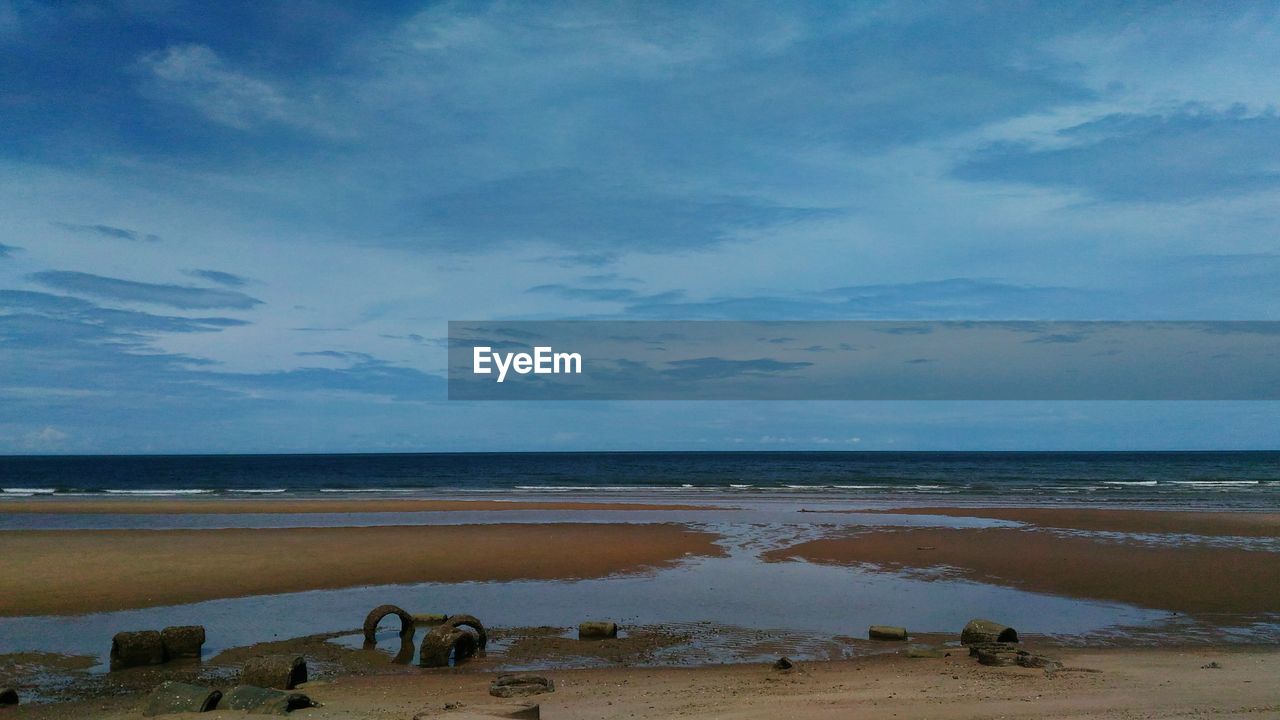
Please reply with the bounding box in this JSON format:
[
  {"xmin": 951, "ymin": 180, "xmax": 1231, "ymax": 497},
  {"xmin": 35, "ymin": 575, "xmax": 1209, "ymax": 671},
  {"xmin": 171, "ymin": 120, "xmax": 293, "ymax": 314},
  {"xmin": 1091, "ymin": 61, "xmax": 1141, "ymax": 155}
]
[
  {"xmin": 0, "ymin": 523, "xmax": 724, "ymax": 616},
  {"xmin": 6, "ymin": 646, "xmax": 1278, "ymax": 719},
  {"xmin": 879, "ymin": 506, "xmax": 1280, "ymax": 537},
  {"xmin": 764, "ymin": 525, "xmax": 1280, "ymax": 614}
]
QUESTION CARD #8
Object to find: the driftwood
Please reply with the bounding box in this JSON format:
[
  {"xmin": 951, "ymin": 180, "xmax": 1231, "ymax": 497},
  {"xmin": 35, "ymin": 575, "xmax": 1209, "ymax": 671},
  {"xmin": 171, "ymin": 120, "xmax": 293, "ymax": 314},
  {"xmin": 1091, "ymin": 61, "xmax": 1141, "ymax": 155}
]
[
  {"xmin": 222, "ymin": 685, "xmax": 318, "ymax": 715},
  {"xmin": 489, "ymin": 675, "xmax": 555, "ymax": 698},
  {"xmin": 160, "ymin": 625, "xmax": 206, "ymax": 660},
  {"xmin": 443, "ymin": 614, "xmax": 488, "ymax": 650},
  {"xmin": 363, "ymin": 604, "xmax": 415, "ymax": 644},
  {"xmin": 241, "ymin": 655, "xmax": 308, "ymax": 690},
  {"xmin": 577, "ymin": 621, "xmax": 619, "ymax": 640},
  {"xmin": 868, "ymin": 625, "xmax": 908, "ymax": 641},
  {"xmin": 142, "ymin": 681, "xmax": 221, "ymax": 716},
  {"xmin": 111, "ymin": 630, "xmax": 165, "ymax": 670},
  {"xmin": 960, "ymin": 618, "xmax": 1018, "ymax": 645},
  {"xmin": 0, "ymin": 687, "xmax": 17, "ymax": 706},
  {"xmin": 419, "ymin": 627, "xmax": 478, "ymax": 668}
]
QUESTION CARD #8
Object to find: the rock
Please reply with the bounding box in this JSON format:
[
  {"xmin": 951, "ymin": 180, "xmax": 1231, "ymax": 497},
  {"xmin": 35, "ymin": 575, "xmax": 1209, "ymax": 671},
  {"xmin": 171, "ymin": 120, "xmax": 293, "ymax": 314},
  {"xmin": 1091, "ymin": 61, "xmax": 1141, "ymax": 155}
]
[
  {"xmin": 578, "ymin": 621, "xmax": 619, "ymax": 639},
  {"xmin": 974, "ymin": 647, "xmax": 1020, "ymax": 667},
  {"xmin": 363, "ymin": 604, "xmax": 415, "ymax": 644},
  {"xmin": 241, "ymin": 655, "xmax": 308, "ymax": 690},
  {"xmin": 142, "ymin": 681, "xmax": 221, "ymax": 715},
  {"xmin": 489, "ymin": 675, "xmax": 555, "ymax": 698},
  {"xmin": 111, "ymin": 630, "xmax": 165, "ymax": 670},
  {"xmin": 868, "ymin": 625, "xmax": 908, "ymax": 641},
  {"xmin": 904, "ymin": 646, "xmax": 947, "ymax": 658},
  {"xmin": 960, "ymin": 618, "xmax": 1018, "ymax": 645},
  {"xmin": 420, "ymin": 626, "xmax": 478, "ymax": 668},
  {"xmin": 0, "ymin": 687, "xmax": 17, "ymax": 706},
  {"xmin": 1201, "ymin": 661, "xmax": 1223, "ymax": 669},
  {"xmin": 160, "ymin": 625, "xmax": 206, "ymax": 660},
  {"xmin": 465, "ymin": 703, "xmax": 540, "ymax": 719},
  {"xmin": 222, "ymin": 685, "xmax": 319, "ymax": 715},
  {"xmin": 773, "ymin": 656, "xmax": 794, "ymax": 670},
  {"xmin": 1016, "ymin": 652, "xmax": 1063, "ymax": 671}
]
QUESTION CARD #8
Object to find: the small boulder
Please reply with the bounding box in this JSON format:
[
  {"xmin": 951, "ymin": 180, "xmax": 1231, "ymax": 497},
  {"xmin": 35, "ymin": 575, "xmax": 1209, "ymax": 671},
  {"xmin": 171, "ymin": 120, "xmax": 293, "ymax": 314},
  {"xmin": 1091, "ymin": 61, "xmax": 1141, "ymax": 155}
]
[
  {"xmin": 160, "ymin": 625, "xmax": 206, "ymax": 660},
  {"xmin": 489, "ymin": 675, "xmax": 555, "ymax": 698},
  {"xmin": 772, "ymin": 656, "xmax": 794, "ymax": 670},
  {"xmin": 960, "ymin": 618, "xmax": 1018, "ymax": 646},
  {"xmin": 111, "ymin": 630, "xmax": 165, "ymax": 670},
  {"xmin": 240, "ymin": 655, "xmax": 308, "ymax": 690}
]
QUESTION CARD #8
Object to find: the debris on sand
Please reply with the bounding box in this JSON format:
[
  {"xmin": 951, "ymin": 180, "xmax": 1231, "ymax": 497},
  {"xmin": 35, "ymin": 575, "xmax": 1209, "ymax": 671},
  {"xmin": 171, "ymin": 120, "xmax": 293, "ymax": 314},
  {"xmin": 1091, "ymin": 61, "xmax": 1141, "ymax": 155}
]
[
  {"xmin": 240, "ymin": 655, "xmax": 308, "ymax": 690},
  {"xmin": 142, "ymin": 681, "xmax": 221, "ymax": 716},
  {"xmin": 578, "ymin": 621, "xmax": 620, "ymax": 640},
  {"xmin": 773, "ymin": 656, "xmax": 794, "ymax": 670},
  {"xmin": 868, "ymin": 625, "xmax": 908, "ymax": 641},
  {"xmin": 222, "ymin": 685, "xmax": 319, "ymax": 715},
  {"xmin": 489, "ymin": 675, "xmax": 555, "ymax": 698},
  {"xmin": 960, "ymin": 619, "xmax": 1018, "ymax": 646},
  {"xmin": 160, "ymin": 625, "xmax": 206, "ymax": 660},
  {"xmin": 110, "ymin": 631, "xmax": 165, "ymax": 671}
]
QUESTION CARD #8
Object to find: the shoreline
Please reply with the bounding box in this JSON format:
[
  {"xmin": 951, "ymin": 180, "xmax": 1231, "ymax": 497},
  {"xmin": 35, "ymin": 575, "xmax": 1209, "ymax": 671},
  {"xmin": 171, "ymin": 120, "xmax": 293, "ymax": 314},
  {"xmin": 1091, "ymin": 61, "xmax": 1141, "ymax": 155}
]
[{"xmin": 0, "ymin": 497, "xmax": 720, "ymax": 515}]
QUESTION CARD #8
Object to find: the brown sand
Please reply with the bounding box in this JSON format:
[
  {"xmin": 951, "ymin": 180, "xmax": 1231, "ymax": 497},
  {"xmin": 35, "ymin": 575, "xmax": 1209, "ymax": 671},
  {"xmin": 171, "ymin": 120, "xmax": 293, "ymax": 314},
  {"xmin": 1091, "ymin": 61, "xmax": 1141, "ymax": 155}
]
[
  {"xmin": 879, "ymin": 506, "xmax": 1280, "ymax": 537},
  {"xmin": 8, "ymin": 647, "xmax": 1278, "ymax": 720},
  {"xmin": 764, "ymin": 526, "xmax": 1280, "ymax": 614},
  {"xmin": 0, "ymin": 523, "xmax": 723, "ymax": 617},
  {"xmin": 0, "ymin": 497, "xmax": 717, "ymax": 514}
]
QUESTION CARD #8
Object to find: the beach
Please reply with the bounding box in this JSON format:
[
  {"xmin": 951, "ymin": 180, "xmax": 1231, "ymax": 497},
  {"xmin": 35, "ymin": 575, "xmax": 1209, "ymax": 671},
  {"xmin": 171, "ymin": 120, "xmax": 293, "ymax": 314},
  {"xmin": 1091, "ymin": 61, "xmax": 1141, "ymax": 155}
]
[{"xmin": 1, "ymin": 485, "xmax": 1278, "ymax": 716}]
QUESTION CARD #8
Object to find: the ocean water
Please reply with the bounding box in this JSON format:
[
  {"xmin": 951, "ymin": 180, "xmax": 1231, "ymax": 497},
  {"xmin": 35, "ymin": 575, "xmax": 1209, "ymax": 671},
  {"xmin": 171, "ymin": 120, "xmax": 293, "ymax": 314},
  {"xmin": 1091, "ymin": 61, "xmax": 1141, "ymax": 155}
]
[{"xmin": 1, "ymin": 451, "xmax": 1278, "ymax": 509}]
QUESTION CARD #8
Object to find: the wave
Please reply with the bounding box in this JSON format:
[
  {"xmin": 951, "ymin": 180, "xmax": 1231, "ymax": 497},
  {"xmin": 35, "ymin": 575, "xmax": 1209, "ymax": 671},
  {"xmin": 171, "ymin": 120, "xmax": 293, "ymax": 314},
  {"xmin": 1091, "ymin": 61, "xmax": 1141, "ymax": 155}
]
[
  {"xmin": 103, "ymin": 489, "xmax": 213, "ymax": 495},
  {"xmin": 2, "ymin": 487, "xmax": 57, "ymax": 495},
  {"xmin": 1103, "ymin": 481, "xmax": 1159, "ymax": 486}
]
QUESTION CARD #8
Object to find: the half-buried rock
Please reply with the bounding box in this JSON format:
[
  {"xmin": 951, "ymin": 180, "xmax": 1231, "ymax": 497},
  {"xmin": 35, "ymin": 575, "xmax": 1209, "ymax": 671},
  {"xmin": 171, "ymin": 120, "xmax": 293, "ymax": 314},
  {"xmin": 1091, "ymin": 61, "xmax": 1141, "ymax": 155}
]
[
  {"xmin": 868, "ymin": 625, "xmax": 908, "ymax": 641},
  {"xmin": 160, "ymin": 625, "xmax": 206, "ymax": 660},
  {"xmin": 222, "ymin": 685, "xmax": 319, "ymax": 715},
  {"xmin": 241, "ymin": 655, "xmax": 308, "ymax": 690},
  {"xmin": 489, "ymin": 675, "xmax": 555, "ymax": 698},
  {"xmin": 960, "ymin": 618, "xmax": 1018, "ymax": 645},
  {"xmin": 420, "ymin": 626, "xmax": 478, "ymax": 668},
  {"xmin": 111, "ymin": 630, "xmax": 165, "ymax": 670},
  {"xmin": 142, "ymin": 681, "xmax": 222, "ymax": 716},
  {"xmin": 578, "ymin": 621, "xmax": 619, "ymax": 639},
  {"xmin": 0, "ymin": 687, "xmax": 18, "ymax": 706}
]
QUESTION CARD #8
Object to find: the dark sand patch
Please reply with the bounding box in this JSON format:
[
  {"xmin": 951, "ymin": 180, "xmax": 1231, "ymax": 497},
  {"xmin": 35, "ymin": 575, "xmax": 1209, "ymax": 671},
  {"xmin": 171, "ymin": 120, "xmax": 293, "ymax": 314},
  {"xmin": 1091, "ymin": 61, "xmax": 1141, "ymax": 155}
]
[
  {"xmin": 0, "ymin": 523, "xmax": 724, "ymax": 616},
  {"xmin": 763, "ymin": 527, "xmax": 1280, "ymax": 614}
]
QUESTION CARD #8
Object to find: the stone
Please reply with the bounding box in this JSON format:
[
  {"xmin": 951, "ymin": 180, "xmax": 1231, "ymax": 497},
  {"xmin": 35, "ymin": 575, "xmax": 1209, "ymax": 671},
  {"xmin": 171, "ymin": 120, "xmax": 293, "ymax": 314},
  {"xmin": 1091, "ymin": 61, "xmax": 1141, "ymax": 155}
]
[
  {"xmin": 222, "ymin": 685, "xmax": 319, "ymax": 715},
  {"xmin": 578, "ymin": 621, "xmax": 619, "ymax": 639},
  {"xmin": 868, "ymin": 625, "xmax": 908, "ymax": 641},
  {"xmin": 160, "ymin": 625, "xmax": 206, "ymax": 660},
  {"xmin": 960, "ymin": 619, "xmax": 1018, "ymax": 645},
  {"xmin": 773, "ymin": 656, "xmax": 794, "ymax": 670},
  {"xmin": 489, "ymin": 675, "xmax": 555, "ymax": 698},
  {"xmin": 142, "ymin": 681, "xmax": 221, "ymax": 715},
  {"xmin": 241, "ymin": 655, "xmax": 308, "ymax": 690}
]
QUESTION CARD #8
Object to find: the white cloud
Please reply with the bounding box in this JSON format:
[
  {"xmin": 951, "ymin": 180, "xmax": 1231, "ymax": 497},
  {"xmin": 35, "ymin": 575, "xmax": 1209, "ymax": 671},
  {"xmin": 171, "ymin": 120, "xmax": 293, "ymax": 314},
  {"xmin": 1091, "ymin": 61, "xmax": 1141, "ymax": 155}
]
[{"xmin": 140, "ymin": 44, "xmax": 293, "ymax": 130}]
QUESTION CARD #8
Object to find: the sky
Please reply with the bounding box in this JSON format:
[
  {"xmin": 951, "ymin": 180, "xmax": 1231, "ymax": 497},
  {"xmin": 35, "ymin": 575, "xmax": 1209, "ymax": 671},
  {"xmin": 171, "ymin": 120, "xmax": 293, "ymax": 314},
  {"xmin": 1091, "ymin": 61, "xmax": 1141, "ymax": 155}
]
[{"xmin": 1, "ymin": 1, "xmax": 1279, "ymax": 453}]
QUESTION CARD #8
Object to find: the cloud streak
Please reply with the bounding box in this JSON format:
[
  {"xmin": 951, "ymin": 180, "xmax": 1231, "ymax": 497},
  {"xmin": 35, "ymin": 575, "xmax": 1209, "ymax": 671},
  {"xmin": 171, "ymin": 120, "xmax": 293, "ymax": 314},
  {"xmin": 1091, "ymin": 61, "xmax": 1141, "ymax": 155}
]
[{"xmin": 29, "ymin": 271, "xmax": 263, "ymax": 310}]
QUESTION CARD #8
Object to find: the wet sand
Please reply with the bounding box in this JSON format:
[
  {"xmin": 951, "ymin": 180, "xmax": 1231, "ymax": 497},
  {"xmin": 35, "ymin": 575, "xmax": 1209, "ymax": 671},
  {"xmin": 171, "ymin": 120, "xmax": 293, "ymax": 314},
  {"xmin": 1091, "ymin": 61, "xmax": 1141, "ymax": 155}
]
[
  {"xmin": 7, "ymin": 646, "xmax": 1278, "ymax": 720},
  {"xmin": 765, "ymin": 526, "xmax": 1280, "ymax": 614},
  {"xmin": 0, "ymin": 523, "xmax": 724, "ymax": 617},
  {"xmin": 0, "ymin": 497, "xmax": 717, "ymax": 514},
  {"xmin": 880, "ymin": 506, "xmax": 1280, "ymax": 537}
]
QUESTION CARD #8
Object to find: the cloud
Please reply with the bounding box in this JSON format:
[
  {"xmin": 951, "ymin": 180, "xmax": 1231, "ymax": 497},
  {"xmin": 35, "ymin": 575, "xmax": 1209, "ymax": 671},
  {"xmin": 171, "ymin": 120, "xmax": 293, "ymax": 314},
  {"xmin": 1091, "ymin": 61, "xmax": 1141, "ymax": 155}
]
[
  {"xmin": 0, "ymin": 243, "xmax": 17, "ymax": 258},
  {"xmin": 954, "ymin": 107, "xmax": 1280, "ymax": 202},
  {"xmin": 139, "ymin": 44, "xmax": 294, "ymax": 130},
  {"xmin": 411, "ymin": 170, "xmax": 831, "ymax": 252},
  {"xmin": 53, "ymin": 222, "xmax": 160, "ymax": 242},
  {"xmin": 0, "ymin": 289, "xmax": 249, "ymax": 339},
  {"xmin": 662, "ymin": 357, "xmax": 814, "ymax": 380},
  {"xmin": 526, "ymin": 283, "xmax": 685, "ymax": 304},
  {"xmin": 29, "ymin": 271, "xmax": 263, "ymax": 310},
  {"xmin": 624, "ymin": 278, "xmax": 1103, "ymax": 320},
  {"xmin": 184, "ymin": 269, "xmax": 250, "ymax": 287}
]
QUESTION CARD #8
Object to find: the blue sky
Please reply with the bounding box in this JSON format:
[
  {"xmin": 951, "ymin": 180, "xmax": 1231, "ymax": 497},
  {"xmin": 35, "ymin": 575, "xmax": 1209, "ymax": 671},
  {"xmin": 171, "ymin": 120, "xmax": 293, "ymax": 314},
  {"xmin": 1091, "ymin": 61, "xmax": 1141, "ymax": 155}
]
[{"xmin": 1, "ymin": 1, "xmax": 1278, "ymax": 453}]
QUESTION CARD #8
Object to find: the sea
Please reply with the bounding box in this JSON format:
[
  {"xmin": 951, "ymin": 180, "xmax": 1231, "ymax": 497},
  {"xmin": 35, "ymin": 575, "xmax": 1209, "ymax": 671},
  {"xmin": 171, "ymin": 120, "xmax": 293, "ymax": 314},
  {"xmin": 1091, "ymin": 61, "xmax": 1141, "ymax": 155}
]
[{"xmin": 1, "ymin": 451, "xmax": 1278, "ymax": 509}]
